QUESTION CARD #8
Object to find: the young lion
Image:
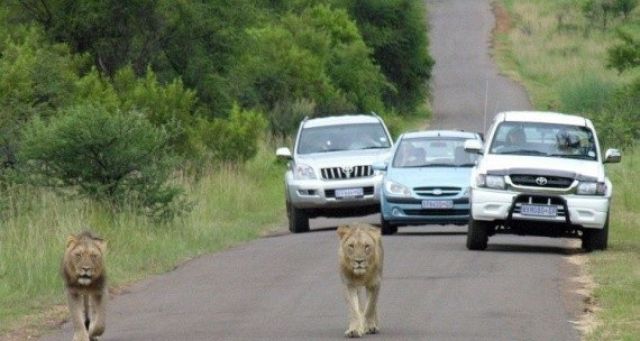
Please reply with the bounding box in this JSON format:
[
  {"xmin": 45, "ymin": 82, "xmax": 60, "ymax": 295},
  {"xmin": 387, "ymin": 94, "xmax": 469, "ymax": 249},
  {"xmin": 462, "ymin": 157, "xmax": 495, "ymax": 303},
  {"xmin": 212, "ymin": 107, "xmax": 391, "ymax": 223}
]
[
  {"xmin": 62, "ymin": 231, "xmax": 107, "ymax": 341},
  {"xmin": 337, "ymin": 223, "xmax": 384, "ymax": 338}
]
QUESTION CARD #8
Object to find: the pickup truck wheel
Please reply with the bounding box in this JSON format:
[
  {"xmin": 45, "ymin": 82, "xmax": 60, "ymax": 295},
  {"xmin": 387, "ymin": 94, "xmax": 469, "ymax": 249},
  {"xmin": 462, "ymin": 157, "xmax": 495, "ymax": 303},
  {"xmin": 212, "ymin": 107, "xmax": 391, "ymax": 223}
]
[
  {"xmin": 467, "ymin": 218, "xmax": 491, "ymax": 250},
  {"xmin": 582, "ymin": 213, "xmax": 609, "ymax": 251},
  {"xmin": 287, "ymin": 202, "xmax": 309, "ymax": 233},
  {"xmin": 380, "ymin": 217, "xmax": 398, "ymax": 235}
]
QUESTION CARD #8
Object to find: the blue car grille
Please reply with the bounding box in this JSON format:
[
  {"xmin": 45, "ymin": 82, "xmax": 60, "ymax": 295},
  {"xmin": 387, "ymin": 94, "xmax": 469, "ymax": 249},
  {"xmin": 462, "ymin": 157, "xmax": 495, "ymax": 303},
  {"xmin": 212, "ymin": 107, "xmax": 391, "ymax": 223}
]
[{"xmin": 413, "ymin": 186, "xmax": 461, "ymax": 197}]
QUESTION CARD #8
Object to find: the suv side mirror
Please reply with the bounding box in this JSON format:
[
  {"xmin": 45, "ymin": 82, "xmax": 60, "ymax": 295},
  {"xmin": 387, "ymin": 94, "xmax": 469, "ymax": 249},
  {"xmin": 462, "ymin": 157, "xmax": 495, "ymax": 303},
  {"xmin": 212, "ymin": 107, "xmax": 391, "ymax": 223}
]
[
  {"xmin": 276, "ymin": 147, "xmax": 292, "ymax": 160},
  {"xmin": 603, "ymin": 148, "xmax": 621, "ymax": 163},
  {"xmin": 464, "ymin": 139, "xmax": 484, "ymax": 154},
  {"xmin": 372, "ymin": 161, "xmax": 387, "ymax": 171}
]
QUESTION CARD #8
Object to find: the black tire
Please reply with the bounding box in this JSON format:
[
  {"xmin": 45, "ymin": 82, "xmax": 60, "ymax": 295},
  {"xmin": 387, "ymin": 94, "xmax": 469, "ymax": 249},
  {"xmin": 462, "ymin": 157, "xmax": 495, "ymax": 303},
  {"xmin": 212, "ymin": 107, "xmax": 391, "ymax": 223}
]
[
  {"xmin": 287, "ymin": 202, "xmax": 309, "ymax": 233},
  {"xmin": 380, "ymin": 217, "xmax": 398, "ymax": 235},
  {"xmin": 582, "ymin": 213, "xmax": 609, "ymax": 251},
  {"xmin": 466, "ymin": 218, "xmax": 491, "ymax": 250}
]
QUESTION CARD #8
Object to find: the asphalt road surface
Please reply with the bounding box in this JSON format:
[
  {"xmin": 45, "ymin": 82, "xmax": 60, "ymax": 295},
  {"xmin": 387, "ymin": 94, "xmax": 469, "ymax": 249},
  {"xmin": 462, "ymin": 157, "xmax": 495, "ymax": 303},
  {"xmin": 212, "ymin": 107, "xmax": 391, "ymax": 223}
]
[{"xmin": 41, "ymin": 1, "xmax": 582, "ymax": 340}]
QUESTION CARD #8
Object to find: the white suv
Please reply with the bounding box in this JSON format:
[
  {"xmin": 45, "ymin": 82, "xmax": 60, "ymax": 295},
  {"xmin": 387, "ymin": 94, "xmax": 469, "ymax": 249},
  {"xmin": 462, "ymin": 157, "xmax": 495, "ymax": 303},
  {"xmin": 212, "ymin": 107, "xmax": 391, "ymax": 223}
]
[
  {"xmin": 276, "ymin": 114, "xmax": 393, "ymax": 233},
  {"xmin": 464, "ymin": 111, "xmax": 621, "ymax": 251}
]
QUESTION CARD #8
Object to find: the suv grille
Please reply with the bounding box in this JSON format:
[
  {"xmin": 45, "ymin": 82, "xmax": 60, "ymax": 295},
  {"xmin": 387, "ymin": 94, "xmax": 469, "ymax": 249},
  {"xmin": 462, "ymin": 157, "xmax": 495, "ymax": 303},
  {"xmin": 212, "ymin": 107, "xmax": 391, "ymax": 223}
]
[
  {"xmin": 414, "ymin": 186, "xmax": 461, "ymax": 197},
  {"xmin": 510, "ymin": 174, "xmax": 573, "ymax": 188},
  {"xmin": 321, "ymin": 165, "xmax": 373, "ymax": 180}
]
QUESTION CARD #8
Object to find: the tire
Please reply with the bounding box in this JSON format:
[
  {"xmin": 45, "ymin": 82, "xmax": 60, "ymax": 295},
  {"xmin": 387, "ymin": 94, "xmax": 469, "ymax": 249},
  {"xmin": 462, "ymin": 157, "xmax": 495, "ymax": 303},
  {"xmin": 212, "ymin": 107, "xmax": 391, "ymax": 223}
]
[
  {"xmin": 582, "ymin": 213, "xmax": 609, "ymax": 251},
  {"xmin": 466, "ymin": 218, "xmax": 491, "ymax": 250},
  {"xmin": 287, "ymin": 202, "xmax": 309, "ymax": 233},
  {"xmin": 380, "ymin": 217, "xmax": 398, "ymax": 235}
]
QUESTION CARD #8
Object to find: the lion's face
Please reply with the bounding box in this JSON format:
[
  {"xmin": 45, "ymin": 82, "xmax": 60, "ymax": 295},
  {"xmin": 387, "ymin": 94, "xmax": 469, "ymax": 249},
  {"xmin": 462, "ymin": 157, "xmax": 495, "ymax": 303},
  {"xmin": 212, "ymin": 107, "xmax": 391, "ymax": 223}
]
[
  {"xmin": 337, "ymin": 224, "xmax": 381, "ymax": 276},
  {"xmin": 64, "ymin": 232, "xmax": 106, "ymax": 286}
]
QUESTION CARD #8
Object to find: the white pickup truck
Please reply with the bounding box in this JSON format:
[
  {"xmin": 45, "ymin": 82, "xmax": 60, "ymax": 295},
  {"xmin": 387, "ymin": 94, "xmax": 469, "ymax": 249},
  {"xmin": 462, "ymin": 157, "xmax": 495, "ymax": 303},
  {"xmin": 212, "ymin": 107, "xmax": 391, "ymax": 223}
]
[{"xmin": 464, "ymin": 111, "xmax": 621, "ymax": 251}]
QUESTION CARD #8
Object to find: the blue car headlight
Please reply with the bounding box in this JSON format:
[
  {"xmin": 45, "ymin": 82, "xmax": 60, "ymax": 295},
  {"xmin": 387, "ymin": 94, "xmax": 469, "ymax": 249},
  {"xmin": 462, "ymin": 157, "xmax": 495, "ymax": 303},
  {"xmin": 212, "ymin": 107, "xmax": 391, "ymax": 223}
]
[{"xmin": 384, "ymin": 179, "xmax": 412, "ymax": 197}]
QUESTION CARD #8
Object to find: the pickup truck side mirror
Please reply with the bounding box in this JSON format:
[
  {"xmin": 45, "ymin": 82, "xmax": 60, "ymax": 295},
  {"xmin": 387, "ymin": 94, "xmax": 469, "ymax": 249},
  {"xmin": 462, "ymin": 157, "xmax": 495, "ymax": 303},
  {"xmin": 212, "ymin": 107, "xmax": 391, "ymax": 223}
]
[
  {"xmin": 464, "ymin": 139, "xmax": 484, "ymax": 155},
  {"xmin": 603, "ymin": 148, "xmax": 621, "ymax": 163},
  {"xmin": 276, "ymin": 147, "xmax": 292, "ymax": 160}
]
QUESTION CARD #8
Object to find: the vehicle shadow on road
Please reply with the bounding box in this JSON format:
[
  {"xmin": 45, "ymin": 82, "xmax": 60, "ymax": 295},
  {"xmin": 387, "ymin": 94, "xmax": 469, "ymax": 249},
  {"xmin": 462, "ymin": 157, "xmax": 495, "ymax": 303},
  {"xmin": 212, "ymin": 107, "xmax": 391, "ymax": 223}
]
[{"xmin": 485, "ymin": 243, "xmax": 584, "ymax": 255}]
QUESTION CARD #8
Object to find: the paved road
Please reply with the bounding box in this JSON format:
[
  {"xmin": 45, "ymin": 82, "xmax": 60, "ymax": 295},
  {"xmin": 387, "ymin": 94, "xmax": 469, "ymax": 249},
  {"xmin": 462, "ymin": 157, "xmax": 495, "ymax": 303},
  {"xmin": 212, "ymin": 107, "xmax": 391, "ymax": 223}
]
[{"xmin": 41, "ymin": 1, "xmax": 581, "ymax": 340}]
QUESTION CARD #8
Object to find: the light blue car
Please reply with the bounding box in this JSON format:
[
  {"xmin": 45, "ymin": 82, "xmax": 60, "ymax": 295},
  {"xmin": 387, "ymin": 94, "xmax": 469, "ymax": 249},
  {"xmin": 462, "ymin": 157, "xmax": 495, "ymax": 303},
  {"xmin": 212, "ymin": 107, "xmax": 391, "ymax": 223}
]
[{"xmin": 374, "ymin": 130, "xmax": 482, "ymax": 235}]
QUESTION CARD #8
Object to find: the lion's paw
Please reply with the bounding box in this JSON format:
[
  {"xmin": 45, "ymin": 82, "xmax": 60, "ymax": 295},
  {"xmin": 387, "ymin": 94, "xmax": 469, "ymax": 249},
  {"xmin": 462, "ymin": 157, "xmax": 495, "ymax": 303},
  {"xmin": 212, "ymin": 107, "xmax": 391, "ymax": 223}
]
[
  {"xmin": 365, "ymin": 323, "xmax": 379, "ymax": 335},
  {"xmin": 344, "ymin": 327, "xmax": 364, "ymax": 338}
]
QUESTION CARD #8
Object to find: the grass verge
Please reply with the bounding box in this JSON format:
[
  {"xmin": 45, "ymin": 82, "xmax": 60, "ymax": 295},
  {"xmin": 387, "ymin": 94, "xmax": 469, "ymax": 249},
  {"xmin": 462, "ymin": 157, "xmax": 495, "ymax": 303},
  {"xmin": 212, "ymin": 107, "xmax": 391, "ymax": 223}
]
[
  {"xmin": 0, "ymin": 142, "xmax": 287, "ymax": 338},
  {"xmin": 494, "ymin": 1, "xmax": 640, "ymax": 339}
]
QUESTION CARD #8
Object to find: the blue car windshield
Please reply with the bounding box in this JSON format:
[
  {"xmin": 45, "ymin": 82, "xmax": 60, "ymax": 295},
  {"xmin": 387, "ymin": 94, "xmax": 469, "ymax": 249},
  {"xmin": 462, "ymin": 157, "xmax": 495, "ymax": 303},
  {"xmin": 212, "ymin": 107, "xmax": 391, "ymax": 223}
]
[
  {"xmin": 392, "ymin": 137, "xmax": 479, "ymax": 168},
  {"xmin": 297, "ymin": 123, "xmax": 391, "ymax": 154}
]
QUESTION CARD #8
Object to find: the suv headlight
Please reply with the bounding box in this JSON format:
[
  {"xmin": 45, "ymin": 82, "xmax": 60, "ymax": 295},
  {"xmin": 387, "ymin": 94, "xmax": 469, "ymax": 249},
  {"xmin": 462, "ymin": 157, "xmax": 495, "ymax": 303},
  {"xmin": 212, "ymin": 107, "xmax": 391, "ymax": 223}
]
[
  {"xmin": 293, "ymin": 164, "xmax": 316, "ymax": 180},
  {"xmin": 577, "ymin": 182, "xmax": 607, "ymax": 195},
  {"xmin": 477, "ymin": 174, "xmax": 505, "ymax": 189},
  {"xmin": 384, "ymin": 179, "xmax": 412, "ymax": 197}
]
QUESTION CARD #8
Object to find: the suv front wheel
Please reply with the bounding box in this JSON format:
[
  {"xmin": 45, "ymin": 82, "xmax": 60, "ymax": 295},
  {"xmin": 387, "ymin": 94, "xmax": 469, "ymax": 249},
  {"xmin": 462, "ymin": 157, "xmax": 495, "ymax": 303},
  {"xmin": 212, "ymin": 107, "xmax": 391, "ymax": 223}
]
[
  {"xmin": 582, "ymin": 212, "xmax": 609, "ymax": 251},
  {"xmin": 467, "ymin": 218, "xmax": 492, "ymax": 250},
  {"xmin": 287, "ymin": 201, "xmax": 309, "ymax": 233}
]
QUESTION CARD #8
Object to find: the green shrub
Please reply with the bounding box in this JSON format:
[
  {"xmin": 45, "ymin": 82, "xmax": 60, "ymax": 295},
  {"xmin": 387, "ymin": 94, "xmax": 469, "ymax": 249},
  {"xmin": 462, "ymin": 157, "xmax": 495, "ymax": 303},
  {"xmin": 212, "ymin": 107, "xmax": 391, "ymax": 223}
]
[
  {"xmin": 197, "ymin": 105, "xmax": 267, "ymax": 162},
  {"xmin": 269, "ymin": 98, "xmax": 316, "ymax": 137},
  {"xmin": 19, "ymin": 104, "xmax": 183, "ymax": 218}
]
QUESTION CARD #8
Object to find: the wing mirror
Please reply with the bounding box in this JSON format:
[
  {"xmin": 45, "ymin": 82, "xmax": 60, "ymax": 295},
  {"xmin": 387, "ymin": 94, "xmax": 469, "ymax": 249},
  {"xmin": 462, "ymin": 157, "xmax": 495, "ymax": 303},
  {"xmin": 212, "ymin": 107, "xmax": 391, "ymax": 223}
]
[
  {"xmin": 603, "ymin": 148, "xmax": 621, "ymax": 163},
  {"xmin": 372, "ymin": 161, "xmax": 387, "ymax": 172},
  {"xmin": 276, "ymin": 147, "xmax": 292, "ymax": 160},
  {"xmin": 464, "ymin": 139, "xmax": 484, "ymax": 155}
]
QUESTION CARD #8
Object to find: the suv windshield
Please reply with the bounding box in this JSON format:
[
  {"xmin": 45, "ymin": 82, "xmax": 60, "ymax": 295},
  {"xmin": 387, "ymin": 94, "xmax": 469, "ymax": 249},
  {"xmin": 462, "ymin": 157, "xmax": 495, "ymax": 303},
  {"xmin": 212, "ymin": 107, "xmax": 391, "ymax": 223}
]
[
  {"xmin": 489, "ymin": 122, "xmax": 598, "ymax": 161},
  {"xmin": 392, "ymin": 137, "xmax": 479, "ymax": 168},
  {"xmin": 297, "ymin": 123, "xmax": 391, "ymax": 154}
]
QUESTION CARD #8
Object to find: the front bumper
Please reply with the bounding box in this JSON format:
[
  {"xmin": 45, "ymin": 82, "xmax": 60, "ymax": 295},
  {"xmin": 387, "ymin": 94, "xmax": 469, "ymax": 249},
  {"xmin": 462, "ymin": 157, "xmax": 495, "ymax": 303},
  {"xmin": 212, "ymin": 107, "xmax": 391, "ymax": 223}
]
[
  {"xmin": 471, "ymin": 188, "xmax": 609, "ymax": 229},
  {"xmin": 381, "ymin": 196, "xmax": 470, "ymax": 226},
  {"xmin": 286, "ymin": 174, "xmax": 383, "ymax": 209}
]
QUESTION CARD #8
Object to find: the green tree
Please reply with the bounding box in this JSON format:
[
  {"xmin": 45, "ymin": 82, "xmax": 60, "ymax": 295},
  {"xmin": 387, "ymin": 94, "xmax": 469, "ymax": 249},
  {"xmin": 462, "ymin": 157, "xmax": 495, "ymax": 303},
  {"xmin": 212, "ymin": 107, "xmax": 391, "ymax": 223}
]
[
  {"xmin": 607, "ymin": 28, "xmax": 640, "ymax": 72},
  {"xmin": 19, "ymin": 104, "xmax": 183, "ymax": 217},
  {"xmin": 0, "ymin": 25, "xmax": 80, "ymax": 169}
]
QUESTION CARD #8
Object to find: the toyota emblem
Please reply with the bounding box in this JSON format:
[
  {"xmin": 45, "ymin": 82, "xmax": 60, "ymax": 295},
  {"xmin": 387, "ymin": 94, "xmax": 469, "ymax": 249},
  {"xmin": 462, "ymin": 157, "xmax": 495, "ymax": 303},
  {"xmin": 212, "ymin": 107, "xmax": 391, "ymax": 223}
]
[
  {"xmin": 342, "ymin": 166, "xmax": 354, "ymax": 178},
  {"xmin": 535, "ymin": 176, "xmax": 548, "ymax": 186}
]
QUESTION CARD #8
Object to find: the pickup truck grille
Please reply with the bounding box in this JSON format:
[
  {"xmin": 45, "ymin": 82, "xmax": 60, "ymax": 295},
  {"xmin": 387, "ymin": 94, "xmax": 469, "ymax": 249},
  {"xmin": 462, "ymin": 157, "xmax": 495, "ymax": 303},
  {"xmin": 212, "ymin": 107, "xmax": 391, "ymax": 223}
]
[
  {"xmin": 414, "ymin": 186, "xmax": 461, "ymax": 197},
  {"xmin": 510, "ymin": 174, "xmax": 573, "ymax": 188},
  {"xmin": 321, "ymin": 165, "xmax": 373, "ymax": 180}
]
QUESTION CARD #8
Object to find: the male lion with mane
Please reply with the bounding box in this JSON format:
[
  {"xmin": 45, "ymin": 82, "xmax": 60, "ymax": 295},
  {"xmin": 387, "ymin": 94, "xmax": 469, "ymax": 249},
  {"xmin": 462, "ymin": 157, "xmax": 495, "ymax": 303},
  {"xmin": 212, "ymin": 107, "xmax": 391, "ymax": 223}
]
[
  {"xmin": 62, "ymin": 231, "xmax": 107, "ymax": 341},
  {"xmin": 337, "ymin": 223, "xmax": 383, "ymax": 338}
]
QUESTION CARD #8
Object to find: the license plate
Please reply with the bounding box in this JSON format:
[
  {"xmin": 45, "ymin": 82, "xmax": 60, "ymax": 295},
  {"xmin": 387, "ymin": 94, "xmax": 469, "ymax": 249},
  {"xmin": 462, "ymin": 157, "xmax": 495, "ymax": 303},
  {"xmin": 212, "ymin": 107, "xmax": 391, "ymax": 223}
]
[
  {"xmin": 421, "ymin": 200, "xmax": 454, "ymax": 209},
  {"xmin": 335, "ymin": 188, "xmax": 364, "ymax": 198},
  {"xmin": 520, "ymin": 204, "xmax": 557, "ymax": 217}
]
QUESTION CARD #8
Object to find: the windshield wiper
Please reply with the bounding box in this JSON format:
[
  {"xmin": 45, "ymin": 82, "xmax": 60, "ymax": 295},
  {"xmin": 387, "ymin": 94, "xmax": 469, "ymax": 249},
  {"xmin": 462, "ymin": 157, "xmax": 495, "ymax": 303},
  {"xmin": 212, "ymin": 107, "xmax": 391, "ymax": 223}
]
[
  {"xmin": 496, "ymin": 149, "xmax": 548, "ymax": 156},
  {"xmin": 548, "ymin": 153, "xmax": 593, "ymax": 160},
  {"xmin": 456, "ymin": 163, "xmax": 476, "ymax": 167},
  {"xmin": 355, "ymin": 146, "xmax": 389, "ymax": 150},
  {"xmin": 401, "ymin": 163, "xmax": 452, "ymax": 168}
]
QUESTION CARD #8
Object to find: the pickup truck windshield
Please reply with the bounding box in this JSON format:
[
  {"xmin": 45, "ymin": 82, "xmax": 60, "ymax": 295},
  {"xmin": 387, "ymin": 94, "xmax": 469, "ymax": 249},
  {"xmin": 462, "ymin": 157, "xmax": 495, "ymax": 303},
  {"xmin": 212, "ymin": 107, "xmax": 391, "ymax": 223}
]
[
  {"xmin": 297, "ymin": 123, "xmax": 391, "ymax": 154},
  {"xmin": 489, "ymin": 122, "xmax": 598, "ymax": 161}
]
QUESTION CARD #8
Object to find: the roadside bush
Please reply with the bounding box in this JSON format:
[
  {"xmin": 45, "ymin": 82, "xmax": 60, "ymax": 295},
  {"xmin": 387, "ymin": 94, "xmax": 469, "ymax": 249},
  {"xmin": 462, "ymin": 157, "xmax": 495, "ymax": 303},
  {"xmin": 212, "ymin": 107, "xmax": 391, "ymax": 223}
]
[
  {"xmin": 197, "ymin": 105, "xmax": 267, "ymax": 163},
  {"xmin": 19, "ymin": 104, "xmax": 184, "ymax": 218}
]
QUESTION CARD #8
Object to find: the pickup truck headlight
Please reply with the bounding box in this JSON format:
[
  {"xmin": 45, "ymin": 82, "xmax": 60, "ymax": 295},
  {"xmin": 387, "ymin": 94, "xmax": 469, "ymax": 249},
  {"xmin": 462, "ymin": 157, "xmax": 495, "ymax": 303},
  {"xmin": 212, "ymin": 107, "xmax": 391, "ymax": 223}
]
[
  {"xmin": 384, "ymin": 179, "xmax": 412, "ymax": 197},
  {"xmin": 293, "ymin": 164, "xmax": 316, "ymax": 180},
  {"xmin": 577, "ymin": 182, "xmax": 606, "ymax": 195},
  {"xmin": 477, "ymin": 174, "xmax": 505, "ymax": 189}
]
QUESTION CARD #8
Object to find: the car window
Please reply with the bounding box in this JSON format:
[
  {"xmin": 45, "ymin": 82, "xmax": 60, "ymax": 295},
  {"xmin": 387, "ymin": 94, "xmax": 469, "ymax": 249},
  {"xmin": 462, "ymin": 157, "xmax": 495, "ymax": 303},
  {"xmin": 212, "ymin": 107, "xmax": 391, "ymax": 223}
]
[
  {"xmin": 489, "ymin": 122, "xmax": 598, "ymax": 160},
  {"xmin": 392, "ymin": 137, "xmax": 478, "ymax": 168},
  {"xmin": 296, "ymin": 123, "xmax": 391, "ymax": 154}
]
